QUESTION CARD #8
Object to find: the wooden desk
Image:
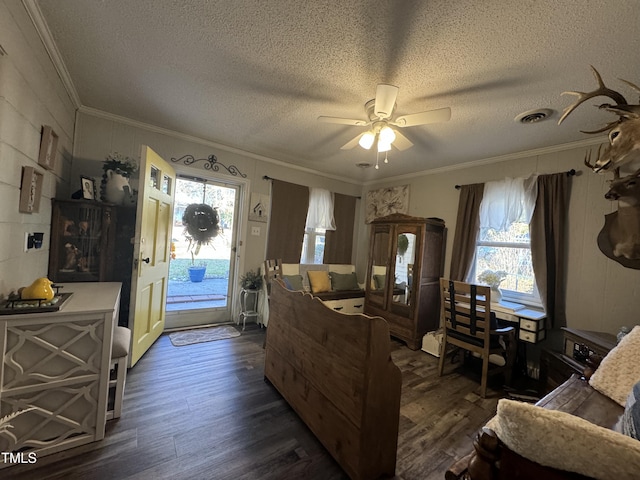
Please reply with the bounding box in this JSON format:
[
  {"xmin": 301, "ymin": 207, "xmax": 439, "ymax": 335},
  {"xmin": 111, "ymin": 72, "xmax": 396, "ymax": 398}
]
[
  {"xmin": 0, "ymin": 282, "xmax": 121, "ymax": 464},
  {"xmin": 492, "ymin": 302, "xmax": 546, "ymax": 344}
]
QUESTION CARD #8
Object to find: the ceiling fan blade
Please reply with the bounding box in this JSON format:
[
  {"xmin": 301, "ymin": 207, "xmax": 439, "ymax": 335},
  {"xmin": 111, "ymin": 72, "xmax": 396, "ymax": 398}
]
[
  {"xmin": 393, "ymin": 107, "xmax": 451, "ymax": 127},
  {"xmin": 392, "ymin": 129, "xmax": 413, "ymax": 151},
  {"xmin": 318, "ymin": 116, "xmax": 369, "ymax": 126},
  {"xmin": 374, "ymin": 84, "xmax": 399, "ymax": 119},
  {"xmin": 340, "ymin": 133, "xmax": 364, "ymax": 150}
]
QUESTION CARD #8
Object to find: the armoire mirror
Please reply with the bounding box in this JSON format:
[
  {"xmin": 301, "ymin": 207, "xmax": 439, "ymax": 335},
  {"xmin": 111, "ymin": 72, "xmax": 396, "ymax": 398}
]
[
  {"xmin": 369, "ymin": 228, "xmax": 390, "ymax": 308},
  {"xmin": 392, "ymin": 232, "xmax": 416, "ymax": 306}
]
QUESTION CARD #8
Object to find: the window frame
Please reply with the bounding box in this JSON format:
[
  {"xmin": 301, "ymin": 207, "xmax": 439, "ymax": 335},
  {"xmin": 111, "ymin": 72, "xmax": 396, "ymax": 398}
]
[{"xmin": 472, "ymin": 233, "xmax": 542, "ymax": 309}]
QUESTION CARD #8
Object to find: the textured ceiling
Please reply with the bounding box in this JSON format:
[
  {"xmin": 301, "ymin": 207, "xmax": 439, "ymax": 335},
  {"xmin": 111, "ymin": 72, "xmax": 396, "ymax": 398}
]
[{"xmin": 33, "ymin": 0, "xmax": 640, "ymax": 182}]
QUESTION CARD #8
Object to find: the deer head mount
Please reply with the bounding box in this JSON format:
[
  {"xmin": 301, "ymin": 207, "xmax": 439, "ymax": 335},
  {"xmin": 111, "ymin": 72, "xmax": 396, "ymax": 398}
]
[
  {"xmin": 560, "ymin": 67, "xmax": 640, "ymax": 267},
  {"xmin": 558, "ymin": 66, "xmax": 640, "ymax": 175}
]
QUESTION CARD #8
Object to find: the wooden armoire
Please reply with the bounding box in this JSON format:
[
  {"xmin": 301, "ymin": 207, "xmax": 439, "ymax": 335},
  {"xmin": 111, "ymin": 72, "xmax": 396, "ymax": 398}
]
[{"xmin": 364, "ymin": 214, "xmax": 446, "ymax": 350}]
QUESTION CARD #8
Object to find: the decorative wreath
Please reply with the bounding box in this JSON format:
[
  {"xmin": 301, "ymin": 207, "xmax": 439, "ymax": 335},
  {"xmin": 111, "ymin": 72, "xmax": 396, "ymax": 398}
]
[{"xmin": 182, "ymin": 204, "xmax": 220, "ymax": 253}]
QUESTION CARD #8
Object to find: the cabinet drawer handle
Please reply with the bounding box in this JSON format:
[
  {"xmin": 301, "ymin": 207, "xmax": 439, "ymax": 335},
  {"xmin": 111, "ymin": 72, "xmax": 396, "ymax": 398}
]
[
  {"xmin": 354, "ymin": 304, "xmax": 363, "ymax": 308},
  {"xmin": 334, "ymin": 306, "xmax": 343, "ymax": 311}
]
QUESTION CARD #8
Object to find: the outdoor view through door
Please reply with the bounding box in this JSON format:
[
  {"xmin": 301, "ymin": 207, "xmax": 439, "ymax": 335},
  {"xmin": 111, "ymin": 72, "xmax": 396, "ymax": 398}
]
[{"xmin": 167, "ymin": 177, "xmax": 237, "ymax": 313}]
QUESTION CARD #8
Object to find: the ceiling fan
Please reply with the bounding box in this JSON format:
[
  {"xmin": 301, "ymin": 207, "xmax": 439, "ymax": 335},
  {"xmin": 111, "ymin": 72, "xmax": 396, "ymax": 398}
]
[{"xmin": 318, "ymin": 84, "xmax": 451, "ymax": 157}]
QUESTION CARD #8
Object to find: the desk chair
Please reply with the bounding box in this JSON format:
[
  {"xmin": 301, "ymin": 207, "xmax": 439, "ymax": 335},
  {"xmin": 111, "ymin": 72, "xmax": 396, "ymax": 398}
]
[{"xmin": 438, "ymin": 278, "xmax": 516, "ymax": 398}]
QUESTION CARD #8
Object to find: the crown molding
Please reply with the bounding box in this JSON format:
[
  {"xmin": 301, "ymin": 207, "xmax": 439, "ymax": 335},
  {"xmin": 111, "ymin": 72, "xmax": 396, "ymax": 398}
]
[
  {"xmin": 22, "ymin": 0, "xmax": 81, "ymax": 108},
  {"xmin": 79, "ymin": 106, "xmax": 363, "ymax": 186},
  {"xmin": 363, "ymin": 136, "xmax": 607, "ymax": 186}
]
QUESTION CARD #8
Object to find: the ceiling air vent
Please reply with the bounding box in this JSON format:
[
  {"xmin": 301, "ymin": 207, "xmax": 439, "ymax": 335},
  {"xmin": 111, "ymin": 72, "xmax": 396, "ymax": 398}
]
[{"xmin": 514, "ymin": 108, "xmax": 554, "ymax": 124}]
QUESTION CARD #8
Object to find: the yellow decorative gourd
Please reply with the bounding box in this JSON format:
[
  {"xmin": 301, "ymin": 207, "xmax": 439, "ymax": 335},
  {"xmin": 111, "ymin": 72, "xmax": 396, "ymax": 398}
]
[{"xmin": 21, "ymin": 278, "xmax": 55, "ymax": 301}]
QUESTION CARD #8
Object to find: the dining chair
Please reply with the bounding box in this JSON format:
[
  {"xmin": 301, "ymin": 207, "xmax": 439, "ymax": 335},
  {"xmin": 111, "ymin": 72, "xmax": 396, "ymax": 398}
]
[{"xmin": 263, "ymin": 259, "xmax": 283, "ymax": 296}]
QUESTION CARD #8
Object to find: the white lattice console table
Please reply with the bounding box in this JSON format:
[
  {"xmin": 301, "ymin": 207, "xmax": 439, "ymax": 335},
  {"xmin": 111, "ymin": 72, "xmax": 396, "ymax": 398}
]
[{"xmin": 0, "ymin": 282, "xmax": 121, "ymax": 465}]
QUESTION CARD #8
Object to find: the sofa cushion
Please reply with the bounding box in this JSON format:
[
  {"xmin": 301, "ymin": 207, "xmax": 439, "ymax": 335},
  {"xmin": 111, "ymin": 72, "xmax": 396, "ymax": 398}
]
[
  {"xmin": 487, "ymin": 398, "xmax": 640, "ymax": 480},
  {"xmin": 373, "ymin": 274, "xmax": 386, "ymax": 290},
  {"xmin": 307, "ymin": 270, "xmax": 331, "ymax": 293},
  {"xmin": 282, "ymin": 274, "xmax": 304, "ymax": 291},
  {"xmin": 618, "ymin": 380, "xmax": 640, "ymax": 440},
  {"xmin": 590, "ymin": 326, "xmax": 640, "ymax": 406},
  {"xmin": 329, "ymin": 271, "xmax": 359, "ymax": 291}
]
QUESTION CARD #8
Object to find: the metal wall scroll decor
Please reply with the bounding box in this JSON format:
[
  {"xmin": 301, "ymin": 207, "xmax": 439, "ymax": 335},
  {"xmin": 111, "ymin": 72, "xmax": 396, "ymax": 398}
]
[{"xmin": 170, "ymin": 154, "xmax": 247, "ymax": 178}]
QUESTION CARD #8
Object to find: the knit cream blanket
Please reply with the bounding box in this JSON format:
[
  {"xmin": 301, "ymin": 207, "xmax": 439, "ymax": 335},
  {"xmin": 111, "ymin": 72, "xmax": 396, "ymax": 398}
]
[{"xmin": 487, "ymin": 399, "xmax": 640, "ymax": 480}]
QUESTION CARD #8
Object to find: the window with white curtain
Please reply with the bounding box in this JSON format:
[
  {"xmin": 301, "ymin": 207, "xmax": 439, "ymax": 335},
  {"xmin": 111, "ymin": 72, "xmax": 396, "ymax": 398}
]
[
  {"xmin": 470, "ymin": 175, "xmax": 542, "ymax": 306},
  {"xmin": 301, "ymin": 188, "xmax": 335, "ymax": 264}
]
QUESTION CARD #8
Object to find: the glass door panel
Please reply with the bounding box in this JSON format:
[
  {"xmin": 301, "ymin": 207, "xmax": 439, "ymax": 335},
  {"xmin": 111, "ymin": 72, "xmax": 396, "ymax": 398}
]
[
  {"xmin": 390, "ymin": 225, "xmax": 421, "ymax": 316},
  {"xmin": 368, "ymin": 227, "xmax": 390, "ymax": 309},
  {"xmin": 166, "ymin": 177, "xmax": 239, "ymax": 326}
]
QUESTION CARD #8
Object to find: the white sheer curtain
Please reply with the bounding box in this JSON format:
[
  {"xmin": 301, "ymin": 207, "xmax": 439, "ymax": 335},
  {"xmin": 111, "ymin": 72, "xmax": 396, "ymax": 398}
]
[
  {"xmin": 479, "ymin": 175, "xmax": 538, "ymax": 230},
  {"xmin": 305, "ymin": 188, "xmax": 336, "ymax": 230}
]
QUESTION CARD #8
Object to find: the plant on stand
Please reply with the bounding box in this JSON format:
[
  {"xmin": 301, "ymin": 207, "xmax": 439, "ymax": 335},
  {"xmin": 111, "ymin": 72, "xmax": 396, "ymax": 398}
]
[
  {"xmin": 239, "ymin": 269, "xmax": 263, "ymax": 291},
  {"xmin": 182, "ymin": 203, "xmax": 221, "ymax": 282}
]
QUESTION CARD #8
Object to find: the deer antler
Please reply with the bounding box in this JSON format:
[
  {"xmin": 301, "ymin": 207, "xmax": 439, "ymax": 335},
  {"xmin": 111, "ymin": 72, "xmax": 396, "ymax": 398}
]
[
  {"xmin": 558, "ymin": 66, "xmax": 628, "ymax": 126},
  {"xmin": 584, "ymin": 143, "xmax": 604, "ymax": 170}
]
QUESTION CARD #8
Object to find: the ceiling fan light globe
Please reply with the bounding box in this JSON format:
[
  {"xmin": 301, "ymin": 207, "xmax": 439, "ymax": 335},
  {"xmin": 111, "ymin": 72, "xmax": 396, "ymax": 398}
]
[
  {"xmin": 377, "ymin": 140, "xmax": 392, "ymax": 153},
  {"xmin": 379, "ymin": 126, "xmax": 396, "ymax": 144},
  {"xmin": 359, "ymin": 131, "xmax": 375, "ymax": 149}
]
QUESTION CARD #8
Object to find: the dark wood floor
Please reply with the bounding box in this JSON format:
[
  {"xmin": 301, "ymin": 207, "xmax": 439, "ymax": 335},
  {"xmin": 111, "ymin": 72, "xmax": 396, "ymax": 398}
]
[{"xmin": 8, "ymin": 324, "xmax": 507, "ymax": 480}]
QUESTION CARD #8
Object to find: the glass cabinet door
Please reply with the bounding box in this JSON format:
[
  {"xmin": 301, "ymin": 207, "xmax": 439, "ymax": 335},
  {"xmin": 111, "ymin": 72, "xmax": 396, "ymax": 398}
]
[
  {"xmin": 390, "ymin": 226, "xmax": 421, "ymax": 314},
  {"xmin": 367, "ymin": 226, "xmax": 391, "ymax": 309},
  {"xmin": 49, "ymin": 200, "xmax": 114, "ymax": 282}
]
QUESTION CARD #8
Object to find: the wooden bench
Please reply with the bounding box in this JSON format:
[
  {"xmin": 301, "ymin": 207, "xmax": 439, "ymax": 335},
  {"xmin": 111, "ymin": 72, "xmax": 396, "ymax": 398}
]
[{"xmin": 264, "ymin": 280, "xmax": 401, "ymax": 480}]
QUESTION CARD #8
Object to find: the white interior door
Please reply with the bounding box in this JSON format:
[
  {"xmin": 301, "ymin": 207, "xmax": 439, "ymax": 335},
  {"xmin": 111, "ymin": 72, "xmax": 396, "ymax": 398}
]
[{"xmin": 129, "ymin": 145, "xmax": 175, "ymax": 366}]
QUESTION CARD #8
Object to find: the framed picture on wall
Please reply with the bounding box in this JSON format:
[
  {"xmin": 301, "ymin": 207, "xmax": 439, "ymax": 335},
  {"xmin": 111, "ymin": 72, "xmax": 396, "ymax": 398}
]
[
  {"xmin": 19, "ymin": 166, "xmax": 44, "ymax": 213},
  {"xmin": 365, "ymin": 185, "xmax": 410, "ymax": 223},
  {"xmin": 38, "ymin": 125, "xmax": 59, "ymax": 170},
  {"xmin": 248, "ymin": 193, "xmax": 269, "ymax": 222},
  {"xmin": 80, "ymin": 176, "xmax": 97, "ymax": 200}
]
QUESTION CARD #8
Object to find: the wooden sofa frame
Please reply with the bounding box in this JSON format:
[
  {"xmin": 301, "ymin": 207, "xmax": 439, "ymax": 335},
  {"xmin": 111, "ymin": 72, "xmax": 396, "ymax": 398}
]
[
  {"xmin": 264, "ymin": 280, "xmax": 402, "ymax": 480},
  {"xmin": 446, "ymin": 373, "xmax": 624, "ymax": 480}
]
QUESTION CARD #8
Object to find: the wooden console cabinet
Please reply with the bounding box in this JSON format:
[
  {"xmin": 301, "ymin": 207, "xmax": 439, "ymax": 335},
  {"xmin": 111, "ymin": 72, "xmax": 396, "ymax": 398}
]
[
  {"xmin": 364, "ymin": 214, "xmax": 446, "ymax": 350},
  {"xmin": 0, "ymin": 283, "xmax": 121, "ymax": 463},
  {"xmin": 539, "ymin": 328, "xmax": 616, "ymax": 395}
]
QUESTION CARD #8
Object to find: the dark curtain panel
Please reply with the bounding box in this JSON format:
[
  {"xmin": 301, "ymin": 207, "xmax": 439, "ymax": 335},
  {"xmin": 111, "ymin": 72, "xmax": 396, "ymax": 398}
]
[
  {"xmin": 324, "ymin": 193, "xmax": 357, "ymax": 264},
  {"xmin": 266, "ymin": 180, "xmax": 309, "ymax": 263},
  {"xmin": 449, "ymin": 183, "xmax": 485, "ymax": 281},
  {"xmin": 530, "ymin": 173, "xmax": 570, "ymax": 328}
]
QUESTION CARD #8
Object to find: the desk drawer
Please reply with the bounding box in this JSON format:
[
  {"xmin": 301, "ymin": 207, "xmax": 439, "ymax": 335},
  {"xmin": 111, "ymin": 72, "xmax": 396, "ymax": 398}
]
[
  {"xmin": 521, "ymin": 318, "xmax": 544, "ymax": 332},
  {"xmin": 519, "ymin": 328, "xmax": 546, "ymax": 344}
]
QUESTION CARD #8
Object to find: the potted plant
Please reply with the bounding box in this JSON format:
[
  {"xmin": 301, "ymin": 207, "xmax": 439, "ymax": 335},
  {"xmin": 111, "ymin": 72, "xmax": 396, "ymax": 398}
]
[
  {"xmin": 239, "ymin": 269, "xmax": 263, "ymax": 291},
  {"xmin": 477, "ymin": 269, "xmax": 507, "ymax": 302},
  {"xmin": 100, "ymin": 153, "xmax": 138, "ymax": 205},
  {"xmin": 182, "ymin": 203, "xmax": 221, "ymax": 282},
  {"xmin": 397, "ymin": 234, "xmax": 409, "ymax": 256}
]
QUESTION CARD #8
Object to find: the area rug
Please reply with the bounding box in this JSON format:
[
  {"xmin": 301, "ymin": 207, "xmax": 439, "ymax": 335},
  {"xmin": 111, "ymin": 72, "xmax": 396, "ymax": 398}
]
[{"xmin": 168, "ymin": 325, "xmax": 241, "ymax": 347}]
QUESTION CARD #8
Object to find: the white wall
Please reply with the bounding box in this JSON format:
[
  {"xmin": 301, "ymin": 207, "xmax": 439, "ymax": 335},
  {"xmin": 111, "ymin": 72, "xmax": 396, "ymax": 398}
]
[
  {"xmin": 72, "ymin": 110, "xmax": 363, "ymax": 288},
  {"xmin": 358, "ymin": 146, "xmax": 640, "ymax": 336},
  {"xmin": 0, "ymin": 0, "xmax": 75, "ymax": 298}
]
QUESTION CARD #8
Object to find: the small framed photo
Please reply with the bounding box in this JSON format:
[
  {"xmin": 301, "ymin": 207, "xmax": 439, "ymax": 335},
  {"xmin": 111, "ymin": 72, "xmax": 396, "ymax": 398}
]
[
  {"xmin": 38, "ymin": 125, "xmax": 59, "ymax": 170},
  {"xmin": 80, "ymin": 176, "xmax": 96, "ymax": 200}
]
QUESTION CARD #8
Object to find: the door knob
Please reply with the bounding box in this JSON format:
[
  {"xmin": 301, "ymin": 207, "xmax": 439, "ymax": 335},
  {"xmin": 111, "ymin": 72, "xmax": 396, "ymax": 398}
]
[{"xmin": 142, "ymin": 257, "xmax": 150, "ymax": 264}]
